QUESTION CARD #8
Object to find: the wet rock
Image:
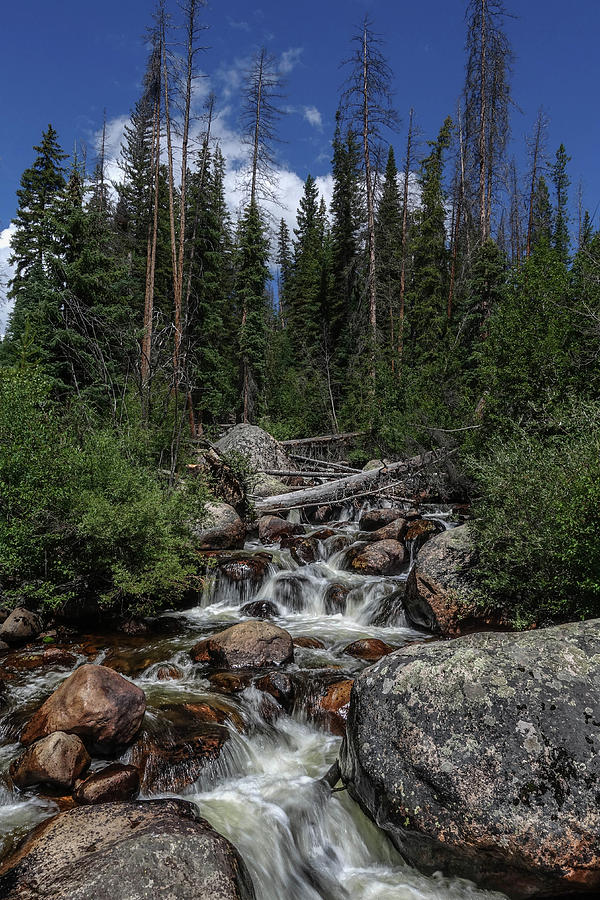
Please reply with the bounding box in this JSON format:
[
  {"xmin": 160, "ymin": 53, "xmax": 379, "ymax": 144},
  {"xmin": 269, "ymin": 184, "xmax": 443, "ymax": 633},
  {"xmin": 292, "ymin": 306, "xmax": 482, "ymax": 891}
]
[
  {"xmin": 129, "ymin": 704, "xmax": 232, "ymax": 792},
  {"xmin": 404, "ymin": 524, "xmax": 503, "ymax": 636},
  {"xmin": 215, "ymin": 423, "xmax": 293, "ymax": 473},
  {"xmin": 340, "ymin": 619, "xmax": 600, "ymax": 899},
  {"xmin": 240, "ymin": 600, "xmax": 280, "ymax": 619},
  {"xmin": 283, "ymin": 536, "xmax": 319, "ymax": 566},
  {"xmin": 191, "ymin": 621, "xmax": 294, "ymax": 669},
  {"xmin": 257, "ymin": 514, "xmax": 301, "ymax": 544},
  {"xmin": 349, "ymin": 540, "xmax": 406, "ymax": 576},
  {"xmin": 326, "ymin": 534, "xmax": 354, "ymax": 555},
  {"xmin": 359, "ymin": 508, "xmax": 404, "ymax": 531},
  {"xmin": 0, "ymin": 608, "xmax": 42, "ymax": 646},
  {"xmin": 324, "ymin": 584, "xmax": 350, "ymax": 615},
  {"xmin": 368, "ymin": 518, "xmax": 408, "ymax": 543},
  {"xmin": 0, "ymin": 799, "xmax": 255, "ymax": 900},
  {"xmin": 1, "ymin": 648, "xmax": 77, "ymax": 672},
  {"xmin": 300, "ymin": 677, "xmax": 353, "ymax": 737},
  {"xmin": 119, "ymin": 618, "xmax": 150, "ymax": 636},
  {"xmin": 73, "ymin": 764, "xmax": 140, "ymax": 805},
  {"xmin": 0, "ymin": 640, "xmax": 9, "ymax": 653},
  {"xmin": 20, "ymin": 664, "xmax": 146, "ymax": 754},
  {"xmin": 155, "ymin": 663, "xmax": 184, "ymax": 680},
  {"xmin": 311, "ymin": 528, "xmax": 336, "ymax": 541},
  {"xmin": 311, "ymin": 504, "xmax": 342, "ymax": 524},
  {"xmin": 404, "ymin": 517, "xmax": 443, "ymax": 552},
  {"xmin": 10, "ymin": 731, "xmax": 90, "ymax": 790},
  {"xmin": 254, "ymin": 671, "xmax": 295, "ymax": 711},
  {"xmin": 343, "ymin": 639, "xmax": 395, "ymax": 661},
  {"xmin": 209, "ymin": 671, "xmax": 253, "ymax": 694},
  {"xmin": 192, "ymin": 501, "xmax": 246, "ymax": 551},
  {"xmin": 217, "ymin": 554, "xmax": 271, "ymax": 585},
  {"xmin": 293, "ymin": 637, "xmax": 326, "ymax": 650},
  {"xmin": 271, "ymin": 572, "xmax": 310, "ymax": 612}
]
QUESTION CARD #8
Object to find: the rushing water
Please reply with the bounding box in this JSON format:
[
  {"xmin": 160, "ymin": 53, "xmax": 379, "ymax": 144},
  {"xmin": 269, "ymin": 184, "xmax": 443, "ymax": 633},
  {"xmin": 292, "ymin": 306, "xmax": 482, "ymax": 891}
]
[{"xmin": 0, "ymin": 503, "xmax": 507, "ymax": 899}]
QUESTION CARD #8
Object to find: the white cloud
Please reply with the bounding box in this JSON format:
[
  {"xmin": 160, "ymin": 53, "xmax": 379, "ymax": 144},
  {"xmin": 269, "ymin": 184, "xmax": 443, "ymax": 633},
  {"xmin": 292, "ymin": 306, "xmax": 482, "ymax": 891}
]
[
  {"xmin": 303, "ymin": 106, "xmax": 323, "ymax": 129},
  {"xmin": 279, "ymin": 47, "xmax": 303, "ymax": 75},
  {"xmin": 0, "ymin": 224, "xmax": 15, "ymax": 337}
]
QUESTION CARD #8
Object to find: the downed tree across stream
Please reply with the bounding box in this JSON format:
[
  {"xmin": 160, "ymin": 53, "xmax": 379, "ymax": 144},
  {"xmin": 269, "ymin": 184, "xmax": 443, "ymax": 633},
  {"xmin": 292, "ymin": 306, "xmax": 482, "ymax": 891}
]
[{"xmin": 253, "ymin": 450, "xmax": 449, "ymax": 514}]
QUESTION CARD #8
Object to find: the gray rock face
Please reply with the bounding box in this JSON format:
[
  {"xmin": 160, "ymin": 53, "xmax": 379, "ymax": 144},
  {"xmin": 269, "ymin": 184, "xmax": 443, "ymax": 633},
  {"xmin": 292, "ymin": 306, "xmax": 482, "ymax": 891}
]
[
  {"xmin": 0, "ymin": 608, "xmax": 42, "ymax": 645},
  {"xmin": 404, "ymin": 524, "xmax": 502, "ymax": 636},
  {"xmin": 192, "ymin": 502, "xmax": 246, "ymax": 551},
  {"xmin": 340, "ymin": 619, "xmax": 600, "ymax": 898},
  {"xmin": 0, "ymin": 799, "xmax": 255, "ymax": 899},
  {"xmin": 10, "ymin": 732, "xmax": 90, "ymax": 790},
  {"xmin": 215, "ymin": 424, "xmax": 293, "ymax": 473}
]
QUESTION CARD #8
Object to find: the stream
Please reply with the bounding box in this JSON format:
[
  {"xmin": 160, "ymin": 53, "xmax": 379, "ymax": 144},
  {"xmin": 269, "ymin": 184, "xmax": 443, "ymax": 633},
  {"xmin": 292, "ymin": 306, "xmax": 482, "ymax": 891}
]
[{"xmin": 0, "ymin": 503, "xmax": 507, "ymax": 899}]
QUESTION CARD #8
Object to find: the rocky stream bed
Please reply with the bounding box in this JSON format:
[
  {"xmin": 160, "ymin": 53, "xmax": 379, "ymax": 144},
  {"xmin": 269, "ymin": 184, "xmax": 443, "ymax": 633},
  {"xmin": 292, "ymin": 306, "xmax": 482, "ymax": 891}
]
[{"xmin": 0, "ymin": 494, "xmax": 598, "ymax": 899}]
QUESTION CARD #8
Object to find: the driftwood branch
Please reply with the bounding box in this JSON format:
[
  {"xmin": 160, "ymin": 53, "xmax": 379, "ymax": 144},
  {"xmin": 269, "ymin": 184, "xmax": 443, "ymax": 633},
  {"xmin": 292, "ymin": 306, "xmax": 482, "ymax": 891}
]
[
  {"xmin": 289, "ymin": 454, "xmax": 362, "ymax": 474},
  {"xmin": 255, "ymin": 451, "xmax": 447, "ymax": 515},
  {"xmin": 279, "ymin": 431, "xmax": 364, "ymax": 447}
]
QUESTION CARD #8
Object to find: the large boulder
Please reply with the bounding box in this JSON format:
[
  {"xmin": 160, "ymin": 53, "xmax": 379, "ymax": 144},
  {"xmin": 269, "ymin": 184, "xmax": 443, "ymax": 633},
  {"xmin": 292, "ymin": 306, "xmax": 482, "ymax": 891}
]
[
  {"xmin": 349, "ymin": 539, "xmax": 405, "ymax": 575},
  {"xmin": 10, "ymin": 732, "xmax": 90, "ymax": 790},
  {"xmin": 190, "ymin": 621, "xmax": 294, "ymax": 669},
  {"xmin": 215, "ymin": 424, "xmax": 293, "ymax": 473},
  {"xmin": 257, "ymin": 514, "xmax": 299, "ymax": 544},
  {"xmin": 340, "ymin": 619, "xmax": 600, "ymax": 899},
  {"xmin": 191, "ymin": 502, "xmax": 246, "ymax": 551},
  {"xmin": 404, "ymin": 524, "xmax": 503, "ymax": 636},
  {"xmin": 20, "ymin": 664, "xmax": 146, "ymax": 754},
  {"xmin": 0, "ymin": 799, "xmax": 255, "ymax": 899},
  {"xmin": 0, "ymin": 608, "xmax": 42, "ymax": 646}
]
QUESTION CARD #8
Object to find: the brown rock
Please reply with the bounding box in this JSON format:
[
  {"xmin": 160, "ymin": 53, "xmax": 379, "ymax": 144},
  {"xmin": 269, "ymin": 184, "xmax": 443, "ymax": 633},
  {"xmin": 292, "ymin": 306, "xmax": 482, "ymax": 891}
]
[
  {"xmin": 343, "ymin": 639, "xmax": 395, "ymax": 661},
  {"xmin": 318, "ymin": 680, "xmax": 354, "ymax": 736},
  {"xmin": 324, "ymin": 584, "xmax": 350, "ymax": 615},
  {"xmin": 240, "ymin": 600, "xmax": 280, "ymax": 619},
  {"xmin": 404, "ymin": 517, "xmax": 443, "ymax": 551},
  {"xmin": 257, "ymin": 514, "xmax": 300, "ymax": 544},
  {"xmin": 0, "ymin": 799, "xmax": 255, "ymax": 900},
  {"xmin": 10, "ymin": 732, "xmax": 90, "ymax": 790},
  {"xmin": 254, "ymin": 671, "xmax": 295, "ymax": 711},
  {"xmin": 191, "ymin": 621, "xmax": 294, "ymax": 669},
  {"xmin": 20, "ymin": 664, "xmax": 146, "ymax": 754},
  {"xmin": 74, "ymin": 764, "xmax": 140, "ymax": 805},
  {"xmin": 0, "ymin": 608, "xmax": 42, "ymax": 646},
  {"xmin": 209, "ymin": 671, "xmax": 253, "ymax": 694},
  {"xmin": 280, "ymin": 535, "xmax": 319, "ymax": 565},
  {"xmin": 359, "ymin": 508, "xmax": 405, "ymax": 531},
  {"xmin": 217, "ymin": 554, "xmax": 271, "ymax": 584},
  {"xmin": 293, "ymin": 636, "xmax": 326, "ymax": 649},
  {"xmin": 155, "ymin": 664, "xmax": 183, "ymax": 681},
  {"xmin": 350, "ymin": 540, "xmax": 406, "ymax": 576},
  {"xmin": 2, "ymin": 648, "xmax": 77, "ymax": 672},
  {"xmin": 368, "ymin": 518, "xmax": 408, "ymax": 543},
  {"xmin": 119, "ymin": 618, "xmax": 150, "ymax": 636}
]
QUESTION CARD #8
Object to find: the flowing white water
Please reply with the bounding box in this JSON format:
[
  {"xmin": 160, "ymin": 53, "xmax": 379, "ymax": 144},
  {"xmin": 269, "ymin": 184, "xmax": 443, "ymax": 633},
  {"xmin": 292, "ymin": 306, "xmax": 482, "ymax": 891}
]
[{"xmin": 0, "ymin": 503, "xmax": 508, "ymax": 898}]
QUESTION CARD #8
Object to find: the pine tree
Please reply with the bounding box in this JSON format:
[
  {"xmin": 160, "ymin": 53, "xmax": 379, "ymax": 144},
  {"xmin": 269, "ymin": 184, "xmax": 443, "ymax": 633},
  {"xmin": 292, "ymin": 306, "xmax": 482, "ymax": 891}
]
[
  {"xmin": 276, "ymin": 219, "xmax": 292, "ymax": 326},
  {"xmin": 289, "ymin": 174, "xmax": 324, "ymax": 355},
  {"xmin": 376, "ymin": 145, "xmax": 402, "ymax": 362},
  {"xmin": 530, "ymin": 176, "xmax": 553, "ymax": 250},
  {"xmin": 236, "ymin": 201, "xmax": 270, "ymax": 423},
  {"xmin": 552, "ymin": 143, "xmax": 571, "ymax": 264}
]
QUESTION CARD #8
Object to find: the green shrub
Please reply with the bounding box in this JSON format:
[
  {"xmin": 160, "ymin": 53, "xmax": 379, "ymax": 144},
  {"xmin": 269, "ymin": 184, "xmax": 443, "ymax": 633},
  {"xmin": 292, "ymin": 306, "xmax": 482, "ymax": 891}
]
[
  {"xmin": 0, "ymin": 367, "xmax": 205, "ymax": 615},
  {"xmin": 469, "ymin": 401, "xmax": 600, "ymax": 625}
]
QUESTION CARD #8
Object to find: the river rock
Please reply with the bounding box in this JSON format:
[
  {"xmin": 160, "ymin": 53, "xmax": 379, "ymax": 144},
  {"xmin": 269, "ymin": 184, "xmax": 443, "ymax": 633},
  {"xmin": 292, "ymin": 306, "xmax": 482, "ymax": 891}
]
[
  {"xmin": 0, "ymin": 608, "xmax": 42, "ymax": 646},
  {"xmin": 74, "ymin": 764, "xmax": 140, "ymax": 805},
  {"xmin": 254, "ymin": 672, "xmax": 295, "ymax": 712},
  {"xmin": 404, "ymin": 517, "xmax": 443, "ymax": 551},
  {"xmin": 20, "ymin": 664, "xmax": 146, "ymax": 754},
  {"xmin": 240, "ymin": 600, "xmax": 280, "ymax": 619},
  {"xmin": 305, "ymin": 678, "xmax": 353, "ymax": 737},
  {"xmin": 343, "ymin": 639, "xmax": 395, "ymax": 661},
  {"xmin": 350, "ymin": 540, "xmax": 405, "ymax": 576},
  {"xmin": 0, "ymin": 799, "xmax": 255, "ymax": 900},
  {"xmin": 403, "ymin": 524, "xmax": 502, "ymax": 636},
  {"xmin": 192, "ymin": 501, "xmax": 246, "ymax": 551},
  {"xmin": 283, "ymin": 535, "xmax": 319, "ymax": 566},
  {"xmin": 367, "ymin": 518, "xmax": 408, "ymax": 543},
  {"xmin": 340, "ymin": 619, "xmax": 600, "ymax": 899},
  {"xmin": 359, "ymin": 508, "xmax": 404, "ymax": 531},
  {"xmin": 215, "ymin": 423, "xmax": 293, "ymax": 473},
  {"xmin": 217, "ymin": 554, "xmax": 271, "ymax": 585},
  {"xmin": 10, "ymin": 732, "xmax": 90, "ymax": 790},
  {"xmin": 324, "ymin": 584, "xmax": 350, "ymax": 615},
  {"xmin": 155, "ymin": 663, "xmax": 184, "ymax": 680},
  {"xmin": 257, "ymin": 514, "xmax": 300, "ymax": 544},
  {"xmin": 191, "ymin": 621, "xmax": 294, "ymax": 669},
  {"xmin": 1, "ymin": 648, "xmax": 76, "ymax": 672}
]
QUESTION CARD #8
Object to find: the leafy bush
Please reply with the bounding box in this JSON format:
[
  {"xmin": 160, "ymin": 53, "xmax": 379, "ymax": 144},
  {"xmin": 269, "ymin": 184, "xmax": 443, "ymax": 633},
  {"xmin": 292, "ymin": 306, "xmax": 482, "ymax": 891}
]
[
  {"xmin": 469, "ymin": 401, "xmax": 600, "ymax": 625},
  {"xmin": 0, "ymin": 368, "xmax": 205, "ymax": 615}
]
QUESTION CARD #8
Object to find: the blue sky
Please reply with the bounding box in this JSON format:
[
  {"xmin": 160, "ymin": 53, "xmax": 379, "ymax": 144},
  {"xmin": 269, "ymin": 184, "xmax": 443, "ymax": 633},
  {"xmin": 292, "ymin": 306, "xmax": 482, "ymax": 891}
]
[{"xmin": 2, "ymin": 0, "xmax": 600, "ymax": 325}]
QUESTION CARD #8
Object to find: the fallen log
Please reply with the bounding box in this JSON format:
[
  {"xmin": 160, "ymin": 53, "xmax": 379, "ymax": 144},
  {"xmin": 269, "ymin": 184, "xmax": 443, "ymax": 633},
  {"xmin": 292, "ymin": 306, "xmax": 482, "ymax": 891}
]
[
  {"xmin": 254, "ymin": 451, "xmax": 446, "ymax": 514},
  {"xmin": 289, "ymin": 454, "xmax": 361, "ymax": 474},
  {"xmin": 279, "ymin": 431, "xmax": 364, "ymax": 447}
]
